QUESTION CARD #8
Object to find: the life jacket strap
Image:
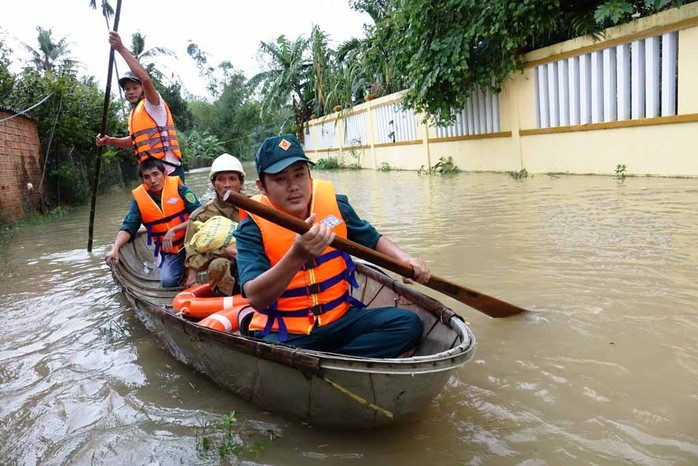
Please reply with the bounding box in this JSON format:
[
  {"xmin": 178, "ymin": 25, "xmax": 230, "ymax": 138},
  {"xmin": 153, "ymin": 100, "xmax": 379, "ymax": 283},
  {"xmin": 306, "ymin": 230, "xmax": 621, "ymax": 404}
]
[
  {"xmin": 258, "ymin": 292, "xmax": 360, "ymax": 341},
  {"xmin": 302, "ymin": 249, "xmax": 343, "ymax": 270},
  {"xmin": 137, "ymin": 152, "xmax": 181, "ymax": 166},
  {"xmin": 281, "ymin": 270, "xmax": 347, "ymax": 298},
  {"xmin": 131, "ymin": 125, "xmax": 176, "ymax": 138},
  {"xmin": 144, "ymin": 209, "xmax": 187, "ymax": 226},
  {"xmin": 133, "ymin": 134, "xmax": 179, "ymax": 149}
]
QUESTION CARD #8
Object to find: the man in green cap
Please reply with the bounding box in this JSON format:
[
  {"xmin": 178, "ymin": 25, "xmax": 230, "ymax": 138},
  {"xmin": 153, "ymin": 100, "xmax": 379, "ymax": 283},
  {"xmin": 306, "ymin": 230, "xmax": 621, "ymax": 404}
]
[{"xmin": 233, "ymin": 134, "xmax": 431, "ymax": 358}]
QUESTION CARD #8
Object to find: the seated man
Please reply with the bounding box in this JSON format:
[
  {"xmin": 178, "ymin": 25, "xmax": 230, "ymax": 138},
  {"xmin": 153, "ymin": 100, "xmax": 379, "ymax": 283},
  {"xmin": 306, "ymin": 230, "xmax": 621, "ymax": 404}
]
[
  {"xmin": 233, "ymin": 134, "xmax": 431, "ymax": 358},
  {"xmin": 105, "ymin": 158, "xmax": 200, "ymax": 287},
  {"xmin": 183, "ymin": 153, "xmax": 245, "ymax": 295}
]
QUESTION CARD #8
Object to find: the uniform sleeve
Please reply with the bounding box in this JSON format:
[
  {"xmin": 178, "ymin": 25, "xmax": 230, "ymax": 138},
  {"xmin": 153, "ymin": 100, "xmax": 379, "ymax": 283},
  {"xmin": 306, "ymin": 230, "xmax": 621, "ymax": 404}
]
[
  {"xmin": 232, "ymin": 216, "xmax": 271, "ymax": 297},
  {"xmin": 337, "ymin": 194, "xmax": 382, "ymax": 249},
  {"xmin": 179, "ymin": 186, "xmax": 201, "ymax": 214},
  {"xmin": 119, "ymin": 200, "xmax": 142, "ymax": 240}
]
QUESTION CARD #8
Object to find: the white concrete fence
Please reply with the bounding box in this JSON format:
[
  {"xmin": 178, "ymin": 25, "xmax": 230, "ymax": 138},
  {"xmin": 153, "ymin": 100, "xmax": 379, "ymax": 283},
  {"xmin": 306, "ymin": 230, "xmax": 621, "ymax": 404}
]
[{"xmin": 534, "ymin": 31, "xmax": 678, "ymax": 128}]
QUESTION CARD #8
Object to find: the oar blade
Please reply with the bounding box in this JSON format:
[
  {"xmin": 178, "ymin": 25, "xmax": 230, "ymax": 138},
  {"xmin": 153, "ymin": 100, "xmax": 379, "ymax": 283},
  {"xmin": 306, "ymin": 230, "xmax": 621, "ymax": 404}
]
[{"xmin": 427, "ymin": 276, "xmax": 528, "ymax": 318}]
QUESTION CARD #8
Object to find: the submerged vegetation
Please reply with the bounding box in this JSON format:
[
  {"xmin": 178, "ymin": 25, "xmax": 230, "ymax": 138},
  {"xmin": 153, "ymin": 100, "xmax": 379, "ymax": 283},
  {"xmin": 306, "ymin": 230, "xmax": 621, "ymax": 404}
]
[
  {"xmin": 615, "ymin": 163, "xmax": 628, "ymax": 182},
  {"xmin": 418, "ymin": 156, "xmax": 461, "ymax": 175},
  {"xmin": 314, "ymin": 142, "xmax": 363, "ymax": 170},
  {"xmin": 314, "ymin": 157, "xmax": 342, "ymax": 170},
  {"xmin": 432, "ymin": 156, "xmax": 460, "ymax": 174},
  {"xmin": 510, "ymin": 168, "xmax": 529, "ymax": 180},
  {"xmin": 195, "ymin": 411, "xmax": 279, "ymax": 462}
]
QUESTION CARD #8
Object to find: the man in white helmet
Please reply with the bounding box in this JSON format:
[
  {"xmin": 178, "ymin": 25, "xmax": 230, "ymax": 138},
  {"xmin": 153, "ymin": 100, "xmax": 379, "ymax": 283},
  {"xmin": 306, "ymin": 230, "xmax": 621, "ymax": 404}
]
[{"xmin": 183, "ymin": 153, "xmax": 246, "ymax": 294}]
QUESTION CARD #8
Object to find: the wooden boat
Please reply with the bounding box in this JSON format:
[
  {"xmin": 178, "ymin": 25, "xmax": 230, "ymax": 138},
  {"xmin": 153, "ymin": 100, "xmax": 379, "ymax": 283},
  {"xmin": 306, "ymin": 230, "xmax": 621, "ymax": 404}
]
[{"xmin": 111, "ymin": 232, "xmax": 476, "ymax": 429}]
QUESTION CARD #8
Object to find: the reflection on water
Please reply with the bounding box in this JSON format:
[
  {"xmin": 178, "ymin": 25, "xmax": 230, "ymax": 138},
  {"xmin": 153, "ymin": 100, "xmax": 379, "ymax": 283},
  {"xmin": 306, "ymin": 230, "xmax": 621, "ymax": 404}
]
[{"xmin": 1, "ymin": 167, "xmax": 696, "ymax": 464}]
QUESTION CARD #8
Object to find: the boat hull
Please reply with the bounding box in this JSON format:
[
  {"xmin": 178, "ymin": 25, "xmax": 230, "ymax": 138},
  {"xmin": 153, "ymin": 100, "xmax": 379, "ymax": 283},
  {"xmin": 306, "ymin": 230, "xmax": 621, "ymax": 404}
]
[{"xmin": 112, "ymin": 232, "xmax": 476, "ymax": 429}]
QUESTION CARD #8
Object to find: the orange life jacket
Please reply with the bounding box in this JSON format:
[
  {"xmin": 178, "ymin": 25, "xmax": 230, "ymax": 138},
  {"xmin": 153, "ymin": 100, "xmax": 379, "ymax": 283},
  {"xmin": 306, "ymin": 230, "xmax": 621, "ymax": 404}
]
[
  {"xmin": 245, "ymin": 179, "xmax": 364, "ymax": 340},
  {"xmin": 128, "ymin": 98, "xmax": 182, "ymax": 165},
  {"xmin": 132, "ymin": 175, "xmax": 188, "ymax": 257}
]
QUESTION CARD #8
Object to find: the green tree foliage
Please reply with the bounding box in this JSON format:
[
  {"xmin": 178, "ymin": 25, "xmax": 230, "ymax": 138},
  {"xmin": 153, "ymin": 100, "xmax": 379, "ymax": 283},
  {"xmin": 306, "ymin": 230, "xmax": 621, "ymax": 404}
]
[
  {"xmin": 0, "ymin": 29, "xmax": 15, "ymax": 98},
  {"xmin": 249, "ymin": 26, "xmax": 378, "ymax": 141},
  {"xmin": 248, "ymin": 34, "xmax": 312, "ymax": 141},
  {"xmin": 21, "ymin": 27, "xmax": 78, "ymax": 75},
  {"xmin": 7, "ymin": 71, "xmax": 128, "ymax": 204},
  {"xmin": 184, "ymin": 44, "xmax": 288, "ymax": 159},
  {"xmin": 186, "ymin": 42, "xmax": 222, "ymax": 98},
  {"xmin": 310, "ymin": 26, "xmax": 332, "ymax": 116},
  {"xmin": 129, "ymin": 31, "xmax": 177, "ymax": 85},
  {"xmin": 370, "ymin": 0, "xmax": 691, "ymax": 124},
  {"xmin": 153, "ymin": 80, "xmax": 194, "ymax": 132},
  {"xmin": 179, "ymin": 129, "xmax": 226, "ymax": 168},
  {"xmin": 88, "ymin": 0, "xmax": 114, "ymax": 23},
  {"xmin": 594, "ymin": 0, "xmax": 687, "ymax": 26},
  {"xmin": 380, "ymin": 0, "xmax": 563, "ymax": 124},
  {"xmin": 348, "ymin": 0, "xmax": 400, "ymax": 96}
]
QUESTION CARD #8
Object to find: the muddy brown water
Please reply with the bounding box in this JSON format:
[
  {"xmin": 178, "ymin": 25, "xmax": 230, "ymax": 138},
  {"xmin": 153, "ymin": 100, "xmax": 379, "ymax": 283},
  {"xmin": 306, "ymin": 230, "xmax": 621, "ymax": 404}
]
[{"xmin": 1, "ymin": 167, "xmax": 696, "ymax": 465}]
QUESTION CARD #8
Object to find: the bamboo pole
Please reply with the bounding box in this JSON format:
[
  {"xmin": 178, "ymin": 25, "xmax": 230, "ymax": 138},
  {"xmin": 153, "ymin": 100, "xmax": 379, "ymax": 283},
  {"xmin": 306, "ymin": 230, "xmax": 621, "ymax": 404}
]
[{"xmin": 87, "ymin": 0, "xmax": 123, "ymax": 252}]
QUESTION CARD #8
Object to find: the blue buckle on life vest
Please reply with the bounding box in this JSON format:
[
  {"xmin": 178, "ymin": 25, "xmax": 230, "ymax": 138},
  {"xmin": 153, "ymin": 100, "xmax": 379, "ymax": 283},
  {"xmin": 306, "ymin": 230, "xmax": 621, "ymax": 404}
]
[
  {"xmin": 340, "ymin": 252, "xmax": 361, "ymax": 289},
  {"xmin": 258, "ymin": 292, "xmax": 362, "ymax": 341},
  {"xmin": 144, "ymin": 225, "xmax": 164, "ymax": 264},
  {"xmin": 258, "ymin": 303, "xmax": 310, "ymax": 341},
  {"xmin": 281, "ymin": 271, "xmax": 345, "ymax": 298}
]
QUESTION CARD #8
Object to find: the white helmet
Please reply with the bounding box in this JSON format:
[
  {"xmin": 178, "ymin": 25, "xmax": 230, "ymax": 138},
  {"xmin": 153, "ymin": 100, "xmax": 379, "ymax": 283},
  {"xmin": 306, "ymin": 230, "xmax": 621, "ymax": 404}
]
[{"xmin": 210, "ymin": 153, "xmax": 245, "ymax": 181}]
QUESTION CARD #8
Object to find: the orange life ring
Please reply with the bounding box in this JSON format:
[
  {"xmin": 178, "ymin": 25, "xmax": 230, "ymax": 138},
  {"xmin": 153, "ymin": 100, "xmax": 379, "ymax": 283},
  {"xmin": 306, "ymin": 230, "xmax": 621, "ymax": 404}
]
[
  {"xmin": 198, "ymin": 304, "xmax": 255, "ymax": 333},
  {"xmin": 172, "ymin": 283, "xmax": 249, "ymax": 319}
]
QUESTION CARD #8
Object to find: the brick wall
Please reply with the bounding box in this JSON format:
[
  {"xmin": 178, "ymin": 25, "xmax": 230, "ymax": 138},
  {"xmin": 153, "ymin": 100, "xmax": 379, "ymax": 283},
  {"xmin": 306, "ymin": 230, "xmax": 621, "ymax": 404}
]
[{"xmin": 0, "ymin": 109, "xmax": 42, "ymax": 226}]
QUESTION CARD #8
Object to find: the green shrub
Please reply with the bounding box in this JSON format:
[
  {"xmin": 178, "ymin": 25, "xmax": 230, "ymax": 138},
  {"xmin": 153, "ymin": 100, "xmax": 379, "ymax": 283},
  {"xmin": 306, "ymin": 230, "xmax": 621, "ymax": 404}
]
[
  {"xmin": 180, "ymin": 130, "xmax": 227, "ymax": 169},
  {"xmin": 49, "ymin": 165, "xmax": 88, "ymax": 204},
  {"xmin": 431, "ymin": 156, "xmax": 460, "ymax": 174},
  {"xmin": 510, "ymin": 168, "xmax": 528, "ymax": 180},
  {"xmin": 315, "ymin": 157, "xmax": 342, "ymax": 169}
]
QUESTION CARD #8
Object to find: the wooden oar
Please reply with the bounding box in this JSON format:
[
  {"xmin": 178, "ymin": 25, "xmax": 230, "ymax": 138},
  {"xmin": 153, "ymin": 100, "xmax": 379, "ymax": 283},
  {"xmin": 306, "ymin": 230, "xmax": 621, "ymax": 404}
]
[
  {"xmin": 224, "ymin": 190, "xmax": 527, "ymax": 318},
  {"xmin": 87, "ymin": 0, "xmax": 123, "ymax": 252}
]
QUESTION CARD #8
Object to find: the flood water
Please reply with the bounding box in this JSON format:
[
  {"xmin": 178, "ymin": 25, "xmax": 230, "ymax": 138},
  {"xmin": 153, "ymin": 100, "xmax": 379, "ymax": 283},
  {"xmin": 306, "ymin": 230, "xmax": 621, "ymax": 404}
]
[{"xmin": 1, "ymin": 167, "xmax": 696, "ymax": 465}]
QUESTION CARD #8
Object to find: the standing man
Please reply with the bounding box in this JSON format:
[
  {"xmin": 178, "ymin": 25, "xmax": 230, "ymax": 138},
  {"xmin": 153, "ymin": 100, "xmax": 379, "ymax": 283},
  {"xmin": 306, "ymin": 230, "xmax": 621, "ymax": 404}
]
[
  {"xmin": 105, "ymin": 158, "xmax": 200, "ymax": 288},
  {"xmin": 95, "ymin": 31, "xmax": 186, "ymax": 182},
  {"xmin": 184, "ymin": 153, "xmax": 246, "ymax": 295},
  {"xmin": 233, "ymin": 134, "xmax": 431, "ymax": 358}
]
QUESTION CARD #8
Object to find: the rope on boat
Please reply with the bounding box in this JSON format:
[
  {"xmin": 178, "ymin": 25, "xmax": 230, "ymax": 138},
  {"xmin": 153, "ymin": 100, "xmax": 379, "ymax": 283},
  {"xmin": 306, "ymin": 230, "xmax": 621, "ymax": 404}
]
[{"xmin": 322, "ymin": 376, "xmax": 394, "ymax": 419}]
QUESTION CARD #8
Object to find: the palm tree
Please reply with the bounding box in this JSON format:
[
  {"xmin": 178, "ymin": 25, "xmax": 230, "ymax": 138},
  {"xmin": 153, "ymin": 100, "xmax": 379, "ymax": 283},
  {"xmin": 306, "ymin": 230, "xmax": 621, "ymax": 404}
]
[
  {"xmin": 22, "ymin": 27, "xmax": 77, "ymax": 74},
  {"xmin": 310, "ymin": 25, "xmax": 332, "ymax": 116},
  {"xmin": 344, "ymin": 0, "xmax": 401, "ymax": 96},
  {"xmin": 88, "ymin": 0, "xmax": 114, "ymax": 23},
  {"xmin": 129, "ymin": 31, "xmax": 177, "ymax": 84},
  {"xmin": 248, "ymin": 34, "xmax": 312, "ymax": 141}
]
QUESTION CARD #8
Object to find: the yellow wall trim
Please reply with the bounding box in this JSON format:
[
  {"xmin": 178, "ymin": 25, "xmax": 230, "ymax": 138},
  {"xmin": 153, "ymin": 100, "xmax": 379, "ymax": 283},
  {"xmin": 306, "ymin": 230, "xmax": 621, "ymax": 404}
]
[
  {"xmin": 374, "ymin": 140, "xmax": 423, "ymax": 149},
  {"xmin": 525, "ymin": 13, "xmax": 698, "ymax": 68},
  {"xmin": 310, "ymin": 147, "xmax": 342, "ymax": 152},
  {"xmin": 520, "ymin": 113, "xmax": 698, "ymax": 136},
  {"xmin": 431, "ymin": 131, "xmax": 513, "ymax": 143}
]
